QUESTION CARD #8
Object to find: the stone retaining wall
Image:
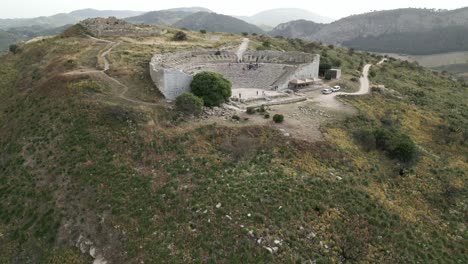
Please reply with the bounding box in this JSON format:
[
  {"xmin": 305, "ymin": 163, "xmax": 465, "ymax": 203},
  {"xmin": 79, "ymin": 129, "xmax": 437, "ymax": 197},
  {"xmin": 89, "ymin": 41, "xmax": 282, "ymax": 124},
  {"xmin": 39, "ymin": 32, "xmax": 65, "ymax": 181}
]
[{"xmin": 150, "ymin": 50, "xmax": 320, "ymax": 100}]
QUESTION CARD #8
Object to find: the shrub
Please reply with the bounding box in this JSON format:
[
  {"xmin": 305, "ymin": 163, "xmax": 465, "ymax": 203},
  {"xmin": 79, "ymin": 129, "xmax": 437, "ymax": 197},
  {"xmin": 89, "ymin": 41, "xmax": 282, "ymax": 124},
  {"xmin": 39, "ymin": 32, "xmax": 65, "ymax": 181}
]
[
  {"xmin": 175, "ymin": 93, "xmax": 204, "ymax": 116},
  {"xmin": 264, "ymin": 114, "xmax": 270, "ymax": 119},
  {"xmin": 173, "ymin": 31, "xmax": 187, "ymax": 41},
  {"xmin": 273, "ymin": 114, "xmax": 284, "ymax": 123},
  {"xmin": 354, "ymin": 129, "xmax": 376, "ymax": 151},
  {"xmin": 200, "ymin": 29, "xmax": 207, "ymax": 34},
  {"xmin": 388, "ymin": 134, "xmax": 417, "ymax": 162},
  {"xmin": 374, "ymin": 128, "xmax": 417, "ymax": 163},
  {"xmin": 246, "ymin": 107, "xmax": 256, "ymax": 115},
  {"xmin": 9, "ymin": 44, "xmax": 19, "ymax": 54},
  {"xmin": 191, "ymin": 72, "xmax": 232, "ymax": 107},
  {"xmin": 262, "ymin": 40, "xmax": 272, "ymax": 48},
  {"xmin": 232, "ymin": 115, "xmax": 240, "ymax": 121},
  {"xmin": 242, "ymin": 32, "xmax": 249, "ymax": 36}
]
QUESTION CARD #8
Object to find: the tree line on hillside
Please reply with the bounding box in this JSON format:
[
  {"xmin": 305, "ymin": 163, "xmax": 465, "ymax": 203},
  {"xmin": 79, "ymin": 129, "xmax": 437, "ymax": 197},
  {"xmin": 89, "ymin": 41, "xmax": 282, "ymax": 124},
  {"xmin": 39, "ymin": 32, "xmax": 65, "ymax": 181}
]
[{"xmin": 344, "ymin": 26, "xmax": 468, "ymax": 55}]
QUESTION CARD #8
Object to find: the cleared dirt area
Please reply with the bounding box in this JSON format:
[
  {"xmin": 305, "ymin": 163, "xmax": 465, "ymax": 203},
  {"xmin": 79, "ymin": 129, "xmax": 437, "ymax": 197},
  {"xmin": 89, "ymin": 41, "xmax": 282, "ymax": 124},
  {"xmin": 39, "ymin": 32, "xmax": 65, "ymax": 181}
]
[{"xmin": 198, "ymin": 64, "xmax": 373, "ymax": 142}]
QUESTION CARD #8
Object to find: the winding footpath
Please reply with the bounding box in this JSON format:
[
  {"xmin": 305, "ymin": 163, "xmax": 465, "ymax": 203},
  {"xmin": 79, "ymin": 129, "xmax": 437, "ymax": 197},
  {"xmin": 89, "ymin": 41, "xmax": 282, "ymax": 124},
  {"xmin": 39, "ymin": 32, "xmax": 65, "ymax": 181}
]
[{"xmin": 63, "ymin": 36, "xmax": 159, "ymax": 107}]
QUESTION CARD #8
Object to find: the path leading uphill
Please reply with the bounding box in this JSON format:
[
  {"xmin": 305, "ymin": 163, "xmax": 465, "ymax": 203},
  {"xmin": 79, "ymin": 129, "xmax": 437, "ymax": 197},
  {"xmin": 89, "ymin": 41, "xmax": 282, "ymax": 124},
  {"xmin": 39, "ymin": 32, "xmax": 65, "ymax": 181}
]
[
  {"xmin": 310, "ymin": 63, "xmax": 375, "ymax": 110},
  {"xmin": 63, "ymin": 36, "xmax": 159, "ymax": 107},
  {"xmin": 236, "ymin": 38, "xmax": 249, "ymax": 62}
]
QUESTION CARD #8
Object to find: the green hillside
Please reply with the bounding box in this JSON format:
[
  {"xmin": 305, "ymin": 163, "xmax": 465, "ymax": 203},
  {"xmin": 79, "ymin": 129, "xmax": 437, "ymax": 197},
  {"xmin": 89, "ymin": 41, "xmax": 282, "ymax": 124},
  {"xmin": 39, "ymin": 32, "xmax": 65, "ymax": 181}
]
[
  {"xmin": 174, "ymin": 12, "xmax": 264, "ymax": 34},
  {"xmin": 0, "ymin": 25, "xmax": 466, "ymax": 263},
  {"xmin": 271, "ymin": 7, "xmax": 468, "ymax": 55},
  {"xmin": 0, "ymin": 30, "xmax": 18, "ymax": 51},
  {"xmin": 125, "ymin": 10, "xmax": 193, "ymax": 26},
  {"xmin": 344, "ymin": 26, "xmax": 468, "ymax": 55}
]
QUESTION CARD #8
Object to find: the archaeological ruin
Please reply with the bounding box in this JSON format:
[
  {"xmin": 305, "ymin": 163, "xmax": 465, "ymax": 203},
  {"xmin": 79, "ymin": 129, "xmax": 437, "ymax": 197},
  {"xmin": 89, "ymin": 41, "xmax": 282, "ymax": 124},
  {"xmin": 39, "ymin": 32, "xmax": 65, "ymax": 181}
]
[
  {"xmin": 149, "ymin": 49, "xmax": 320, "ymax": 100},
  {"xmin": 80, "ymin": 17, "xmax": 167, "ymax": 37}
]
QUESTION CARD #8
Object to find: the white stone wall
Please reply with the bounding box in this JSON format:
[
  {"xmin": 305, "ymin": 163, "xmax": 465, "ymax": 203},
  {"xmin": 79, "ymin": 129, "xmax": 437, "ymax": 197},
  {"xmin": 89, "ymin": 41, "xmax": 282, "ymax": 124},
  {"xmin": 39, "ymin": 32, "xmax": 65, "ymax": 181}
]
[
  {"xmin": 274, "ymin": 54, "xmax": 321, "ymax": 90},
  {"xmin": 162, "ymin": 69, "xmax": 193, "ymax": 100},
  {"xmin": 149, "ymin": 51, "xmax": 320, "ymax": 99}
]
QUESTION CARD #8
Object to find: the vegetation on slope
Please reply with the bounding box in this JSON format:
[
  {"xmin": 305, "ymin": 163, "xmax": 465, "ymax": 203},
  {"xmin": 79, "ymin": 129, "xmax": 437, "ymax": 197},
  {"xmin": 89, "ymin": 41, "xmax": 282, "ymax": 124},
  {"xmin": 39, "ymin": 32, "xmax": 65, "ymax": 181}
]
[
  {"xmin": 270, "ymin": 7, "xmax": 468, "ymax": 54},
  {"xmin": 0, "ymin": 27, "xmax": 466, "ymax": 263},
  {"xmin": 344, "ymin": 26, "xmax": 468, "ymax": 55},
  {"xmin": 173, "ymin": 12, "xmax": 264, "ymax": 34}
]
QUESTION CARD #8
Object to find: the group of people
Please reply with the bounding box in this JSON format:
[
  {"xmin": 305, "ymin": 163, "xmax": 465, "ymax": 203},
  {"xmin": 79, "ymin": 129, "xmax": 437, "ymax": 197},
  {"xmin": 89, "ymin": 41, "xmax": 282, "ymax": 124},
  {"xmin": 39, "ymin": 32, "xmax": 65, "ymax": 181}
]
[{"xmin": 242, "ymin": 63, "xmax": 260, "ymax": 71}]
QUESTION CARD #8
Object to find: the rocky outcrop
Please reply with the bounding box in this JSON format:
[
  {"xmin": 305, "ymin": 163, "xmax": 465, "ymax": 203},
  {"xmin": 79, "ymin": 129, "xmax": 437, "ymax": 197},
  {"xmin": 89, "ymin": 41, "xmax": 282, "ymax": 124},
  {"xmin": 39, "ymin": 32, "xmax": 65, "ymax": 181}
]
[{"xmin": 80, "ymin": 17, "xmax": 166, "ymax": 37}]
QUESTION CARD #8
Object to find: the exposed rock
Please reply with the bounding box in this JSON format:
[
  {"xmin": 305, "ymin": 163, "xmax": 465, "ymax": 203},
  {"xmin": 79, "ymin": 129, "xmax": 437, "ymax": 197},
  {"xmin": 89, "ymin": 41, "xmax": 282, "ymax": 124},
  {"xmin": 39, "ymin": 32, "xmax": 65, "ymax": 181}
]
[{"xmin": 80, "ymin": 17, "xmax": 166, "ymax": 37}]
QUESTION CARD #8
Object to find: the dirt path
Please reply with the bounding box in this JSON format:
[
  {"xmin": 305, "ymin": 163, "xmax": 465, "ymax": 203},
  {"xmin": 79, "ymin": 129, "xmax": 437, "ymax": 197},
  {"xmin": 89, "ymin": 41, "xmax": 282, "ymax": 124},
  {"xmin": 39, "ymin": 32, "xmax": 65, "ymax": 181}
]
[
  {"xmin": 309, "ymin": 64, "xmax": 373, "ymax": 110},
  {"xmin": 236, "ymin": 38, "xmax": 249, "ymax": 62},
  {"xmin": 63, "ymin": 35, "xmax": 159, "ymax": 107}
]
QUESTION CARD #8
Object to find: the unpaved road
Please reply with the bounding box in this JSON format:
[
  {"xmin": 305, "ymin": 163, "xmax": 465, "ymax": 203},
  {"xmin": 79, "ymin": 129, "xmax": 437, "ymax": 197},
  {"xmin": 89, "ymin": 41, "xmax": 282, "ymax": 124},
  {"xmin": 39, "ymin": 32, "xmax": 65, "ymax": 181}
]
[
  {"xmin": 236, "ymin": 38, "xmax": 249, "ymax": 62},
  {"xmin": 309, "ymin": 64, "xmax": 373, "ymax": 110}
]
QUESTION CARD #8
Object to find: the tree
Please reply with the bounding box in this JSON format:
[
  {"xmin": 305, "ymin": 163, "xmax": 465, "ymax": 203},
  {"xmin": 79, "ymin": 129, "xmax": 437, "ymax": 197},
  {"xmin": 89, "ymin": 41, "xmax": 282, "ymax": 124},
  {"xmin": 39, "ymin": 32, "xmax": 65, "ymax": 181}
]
[
  {"xmin": 273, "ymin": 114, "xmax": 284, "ymax": 123},
  {"xmin": 175, "ymin": 93, "xmax": 204, "ymax": 116},
  {"xmin": 173, "ymin": 31, "xmax": 187, "ymax": 41},
  {"xmin": 242, "ymin": 32, "xmax": 249, "ymax": 37},
  {"xmin": 9, "ymin": 44, "xmax": 19, "ymax": 54},
  {"xmin": 200, "ymin": 29, "xmax": 207, "ymax": 34},
  {"xmin": 262, "ymin": 40, "xmax": 272, "ymax": 48},
  {"xmin": 191, "ymin": 72, "xmax": 232, "ymax": 107}
]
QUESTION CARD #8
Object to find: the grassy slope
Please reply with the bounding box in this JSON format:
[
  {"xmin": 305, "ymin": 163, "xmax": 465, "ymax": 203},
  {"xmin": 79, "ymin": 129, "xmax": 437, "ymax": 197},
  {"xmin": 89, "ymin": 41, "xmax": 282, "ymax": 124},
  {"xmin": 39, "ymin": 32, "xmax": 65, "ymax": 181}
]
[{"xmin": 0, "ymin": 31, "xmax": 466, "ymax": 263}]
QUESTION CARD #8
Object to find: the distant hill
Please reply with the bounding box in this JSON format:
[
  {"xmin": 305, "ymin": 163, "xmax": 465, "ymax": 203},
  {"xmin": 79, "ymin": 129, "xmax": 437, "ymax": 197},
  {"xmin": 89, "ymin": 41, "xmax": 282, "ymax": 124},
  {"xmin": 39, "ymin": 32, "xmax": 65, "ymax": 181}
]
[
  {"xmin": 0, "ymin": 9, "xmax": 144, "ymax": 30},
  {"xmin": 173, "ymin": 12, "xmax": 264, "ymax": 34},
  {"xmin": 125, "ymin": 11, "xmax": 193, "ymax": 26},
  {"xmin": 164, "ymin": 7, "xmax": 212, "ymax": 13},
  {"xmin": 0, "ymin": 25, "xmax": 70, "ymax": 51},
  {"xmin": 239, "ymin": 8, "xmax": 333, "ymax": 27},
  {"xmin": 0, "ymin": 29, "xmax": 18, "ymax": 51},
  {"xmin": 125, "ymin": 7, "xmax": 213, "ymax": 26},
  {"xmin": 344, "ymin": 26, "xmax": 468, "ymax": 55},
  {"xmin": 68, "ymin": 9, "xmax": 144, "ymax": 20},
  {"xmin": 270, "ymin": 7, "xmax": 468, "ymax": 54},
  {"xmin": 270, "ymin": 20, "xmax": 324, "ymax": 39}
]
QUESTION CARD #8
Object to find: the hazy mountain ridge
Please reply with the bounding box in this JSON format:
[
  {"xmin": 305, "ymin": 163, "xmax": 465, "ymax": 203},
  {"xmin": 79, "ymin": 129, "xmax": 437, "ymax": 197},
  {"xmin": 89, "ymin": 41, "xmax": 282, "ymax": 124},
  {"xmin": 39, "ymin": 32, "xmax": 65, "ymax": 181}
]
[
  {"xmin": 238, "ymin": 8, "xmax": 333, "ymax": 27},
  {"xmin": 125, "ymin": 7, "xmax": 213, "ymax": 25},
  {"xmin": 0, "ymin": 9, "xmax": 144, "ymax": 29},
  {"xmin": 173, "ymin": 12, "xmax": 264, "ymax": 34},
  {"xmin": 270, "ymin": 19, "xmax": 324, "ymax": 39},
  {"xmin": 271, "ymin": 7, "xmax": 468, "ymax": 54}
]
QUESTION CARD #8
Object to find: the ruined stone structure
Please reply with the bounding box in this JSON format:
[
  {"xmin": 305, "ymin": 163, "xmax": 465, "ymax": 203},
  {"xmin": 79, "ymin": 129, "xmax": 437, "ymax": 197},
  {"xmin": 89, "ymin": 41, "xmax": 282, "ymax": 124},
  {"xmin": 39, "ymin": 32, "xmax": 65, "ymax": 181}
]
[
  {"xmin": 80, "ymin": 17, "xmax": 167, "ymax": 37},
  {"xmin": 149, "ymin": 50, "xmax": 320, "ymax": 100}
]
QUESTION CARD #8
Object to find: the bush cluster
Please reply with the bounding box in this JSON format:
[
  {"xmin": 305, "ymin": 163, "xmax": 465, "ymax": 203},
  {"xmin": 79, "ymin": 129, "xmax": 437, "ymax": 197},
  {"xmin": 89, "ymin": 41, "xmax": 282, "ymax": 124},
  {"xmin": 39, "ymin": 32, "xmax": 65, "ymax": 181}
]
[
  {"xmin": 173, "ymin": 31, "xmax": 188, "ymax": 41},
  {"xmin": 273, "ymin": 114, "xmax": 284, "ymax": 123},
  {"xmin": 355, "ymin": 128, "xmax": 417, "ymax": 163},
  {"xmin": 175, "ymin": 93, "xmax": 204, "ymax": 116},
  {"xmin": 191, "ymin": 72, "xmax": 232, "ymax": 107}
]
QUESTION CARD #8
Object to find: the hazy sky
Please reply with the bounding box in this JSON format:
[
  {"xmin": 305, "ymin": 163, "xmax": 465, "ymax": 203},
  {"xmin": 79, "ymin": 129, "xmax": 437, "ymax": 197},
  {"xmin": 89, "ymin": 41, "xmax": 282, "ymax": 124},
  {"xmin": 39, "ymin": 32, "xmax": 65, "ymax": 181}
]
[{"xmin": 1, "ymin": 0, "xmax": 467, "ymax": 19}]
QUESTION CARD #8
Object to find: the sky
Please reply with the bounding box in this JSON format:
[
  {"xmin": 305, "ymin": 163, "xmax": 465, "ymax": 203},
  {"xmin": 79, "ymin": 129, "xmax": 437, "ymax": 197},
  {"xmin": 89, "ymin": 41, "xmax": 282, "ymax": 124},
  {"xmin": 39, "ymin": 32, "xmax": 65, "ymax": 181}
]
[{"xmin": 1, "ymin": 0, "xmax": 467, "ymax": 19}]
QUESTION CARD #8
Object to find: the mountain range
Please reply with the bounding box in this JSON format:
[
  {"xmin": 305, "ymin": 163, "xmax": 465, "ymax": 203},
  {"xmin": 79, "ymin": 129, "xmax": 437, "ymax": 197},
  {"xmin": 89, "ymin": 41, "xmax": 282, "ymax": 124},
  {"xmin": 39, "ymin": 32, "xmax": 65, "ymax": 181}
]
[
  {"xmin": 271, "ymin": 8, "xmax": 468, "ymax": 54},
  {"xmin": 2, "ymin": 6, "xmax": 468, "ymax": 56},
  {"xmin": 0, "ymin": 9, "xmax": 144, "ymax": 29}
]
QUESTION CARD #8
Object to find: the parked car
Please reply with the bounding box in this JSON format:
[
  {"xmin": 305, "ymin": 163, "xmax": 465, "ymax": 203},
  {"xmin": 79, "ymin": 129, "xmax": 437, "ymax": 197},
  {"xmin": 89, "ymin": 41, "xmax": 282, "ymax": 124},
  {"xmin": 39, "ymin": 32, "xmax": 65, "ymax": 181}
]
[
  {"xmin": 331, "ymin": 86, "xmax": 341, "ymax": 92},
  {"xmin": 322, "ymin": 88, "xmax": 333, "ymax": 94}
]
